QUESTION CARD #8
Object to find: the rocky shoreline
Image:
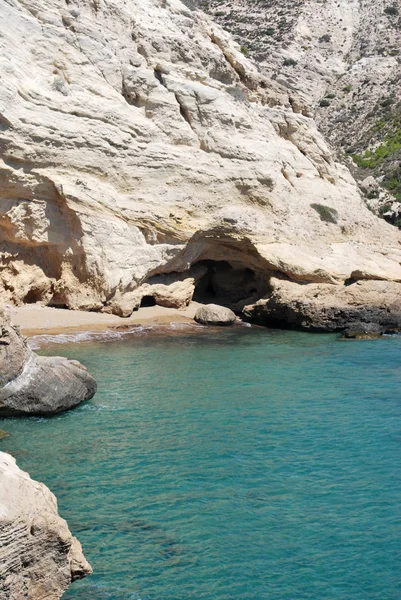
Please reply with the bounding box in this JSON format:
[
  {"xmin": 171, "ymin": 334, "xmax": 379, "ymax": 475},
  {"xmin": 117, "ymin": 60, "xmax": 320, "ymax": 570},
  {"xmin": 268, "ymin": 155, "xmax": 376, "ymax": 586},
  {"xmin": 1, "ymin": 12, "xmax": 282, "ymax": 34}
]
[
  {"xmin": 0, "ymin": 310, "xmax": 97, "ymax": 416},
  {"xmin": 0, "ymin": 452, "xmax": 92, "ymax": 599},
  {"xmin": 0, "ymin": 309, "xmax": 95, "ymax": 597}
]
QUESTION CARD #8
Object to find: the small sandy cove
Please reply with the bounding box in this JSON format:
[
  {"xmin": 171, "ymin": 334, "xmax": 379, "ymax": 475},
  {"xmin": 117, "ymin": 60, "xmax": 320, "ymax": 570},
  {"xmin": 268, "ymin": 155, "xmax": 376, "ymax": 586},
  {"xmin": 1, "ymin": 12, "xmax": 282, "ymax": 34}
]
[{"xmin": 5, "ymin": 303, "xmax": 200, "ymax": 337}]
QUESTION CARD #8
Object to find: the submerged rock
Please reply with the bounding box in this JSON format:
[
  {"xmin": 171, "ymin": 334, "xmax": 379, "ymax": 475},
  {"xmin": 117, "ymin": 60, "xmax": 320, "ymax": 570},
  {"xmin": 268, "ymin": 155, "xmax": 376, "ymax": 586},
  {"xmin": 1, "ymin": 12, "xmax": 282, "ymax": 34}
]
[
  {"xmin": 341, "ymin": 322, "xmax": 384, "ymax": 340},
  {"xmin": 0, "ymin": 311, "xmax": 97, "ymax": 416},
  {"xmin": 194, "ymin": 304, "xmax": 237, "ymax": 326},
  {"xmin": 0, "ymin": 451, "xmax": 92, "ymax": 598}
]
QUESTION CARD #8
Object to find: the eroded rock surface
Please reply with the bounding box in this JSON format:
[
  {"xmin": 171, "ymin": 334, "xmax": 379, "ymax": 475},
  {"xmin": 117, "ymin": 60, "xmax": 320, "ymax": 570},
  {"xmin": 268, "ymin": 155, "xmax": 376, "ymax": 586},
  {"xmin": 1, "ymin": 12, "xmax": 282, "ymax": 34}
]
[
  {"xmin": 244, "ymin": 278, "xmax": 401, "ymax": 332},
  {"xmin": 0, "ymin": 311, "xmax": 97, "ymax": 415},
  {"xmin": 194, "ymin": 303, "xmax": 237, "ymax": 325},
  {"xmin": 0, "ymin": 451, "xmax": 92, "ymax": 599},
  {"xmin": 196, "ymin": 0, "xmax": 401, "ymax": 203},
  {"xmin": 0, "ymin": 0, "xmax": 401, "ymax": 327}
]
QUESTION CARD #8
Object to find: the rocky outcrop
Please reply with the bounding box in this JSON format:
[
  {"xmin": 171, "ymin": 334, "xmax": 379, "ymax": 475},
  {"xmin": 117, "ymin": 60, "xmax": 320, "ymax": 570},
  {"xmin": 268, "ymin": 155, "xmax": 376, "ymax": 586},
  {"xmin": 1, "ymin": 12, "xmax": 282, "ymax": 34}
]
[
  {"xmin": 1, "ymin": 0, "xmax": 401, "ymax": 328},
  {"xmin": 196, "ymin": 0, "xmax": 401, "ymax": 203},
  {"xmin": 243, "ymin": 278, "xmax": 401, "ymax": 332},
  {"xmin": 0, "ymin": 311, "xmax": 97, "ymax": 415},
  {"xmin": 0, "ymin": 451, "xmax": 92, "ymax": 599},
  {"xmin": 194, "ymin": 303, "xmax": 237, "ymax": 325}
]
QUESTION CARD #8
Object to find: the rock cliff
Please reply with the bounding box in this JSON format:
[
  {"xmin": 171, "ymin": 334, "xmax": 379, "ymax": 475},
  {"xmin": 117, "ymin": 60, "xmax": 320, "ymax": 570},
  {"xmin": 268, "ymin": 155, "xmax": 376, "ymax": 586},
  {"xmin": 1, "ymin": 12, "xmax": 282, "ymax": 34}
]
[
  {"xmin": 0, "ymin": 451, "xmax": 92, "ymax": 599},
  {"xmin": 196, "ymin": 0, "xmax": 401, "ymax": 205},
  {"xmin": 0, "ymin": 310, "xmax": 97, "ymax": 414},
  {"xmin": 1, "ymin": 0, "xmax": 401, "ymax": 328}
]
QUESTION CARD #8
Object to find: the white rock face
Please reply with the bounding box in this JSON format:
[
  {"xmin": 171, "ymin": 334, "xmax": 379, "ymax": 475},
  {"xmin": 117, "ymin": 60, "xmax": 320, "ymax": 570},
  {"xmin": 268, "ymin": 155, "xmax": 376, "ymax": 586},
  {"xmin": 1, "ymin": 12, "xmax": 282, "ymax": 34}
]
[
  {"xmin": 0, "ymin": 0, "xmax": 401, "ymax": 318},
  {"xmin": 0, "ymin": 452, "xmax": 92, "ymax": 599},
  {"xmin": 197, "ymin": 0, "xmax": 401, "ymax": 202}
]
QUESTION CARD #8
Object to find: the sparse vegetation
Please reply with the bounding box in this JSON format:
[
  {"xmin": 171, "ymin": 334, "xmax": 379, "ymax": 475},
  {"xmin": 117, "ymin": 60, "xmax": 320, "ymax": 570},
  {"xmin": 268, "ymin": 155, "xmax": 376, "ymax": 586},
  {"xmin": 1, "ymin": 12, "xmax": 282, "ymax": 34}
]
[
  {"xmin": 311, "ymin": 203, "xmax": 339, "ymax": 224},
  {"xmin": 352, "ymin": 117, "xmax": 401, "ymax": 200},
  {"xmin": 384, "ymin": 5, "xmax": 398, "ymax": 15},
  {"xmin": 319, "ymin": 98, "xmax": 330, "ymax": 107},
  {"xmin": 283, "ymin": 57, "xmax": 297, "ymax": 66},
  {"xmin": 240, "ymin": 44, "xmax": 250, "ymax": 57}
]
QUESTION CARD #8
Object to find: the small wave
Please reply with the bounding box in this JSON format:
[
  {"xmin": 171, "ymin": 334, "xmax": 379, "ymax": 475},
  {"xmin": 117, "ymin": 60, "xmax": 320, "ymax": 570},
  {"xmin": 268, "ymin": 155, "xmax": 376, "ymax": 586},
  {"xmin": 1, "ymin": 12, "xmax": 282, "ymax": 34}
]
[
  {"xmin": 27, "ymin": 322, "xmax": 207, "ymax": 349},
  {"xmin": 28, "ymin": 328, "xmax": 150, "ymax": 349}
]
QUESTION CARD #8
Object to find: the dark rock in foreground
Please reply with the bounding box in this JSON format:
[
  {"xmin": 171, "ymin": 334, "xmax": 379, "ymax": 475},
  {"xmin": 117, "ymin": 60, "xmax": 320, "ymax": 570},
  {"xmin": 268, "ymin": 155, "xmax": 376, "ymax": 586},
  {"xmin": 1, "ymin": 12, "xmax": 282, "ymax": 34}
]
[
  {"xmin": 0, "ymin": 451, "xmax": 92, "ymax": 598},
  {"xmin": 0, "ymin": 311, "xmax": 97, "ymax": 415},
  {"xmin": 194, "ymin": 304, "xmax": 237, "ymax": 326}
]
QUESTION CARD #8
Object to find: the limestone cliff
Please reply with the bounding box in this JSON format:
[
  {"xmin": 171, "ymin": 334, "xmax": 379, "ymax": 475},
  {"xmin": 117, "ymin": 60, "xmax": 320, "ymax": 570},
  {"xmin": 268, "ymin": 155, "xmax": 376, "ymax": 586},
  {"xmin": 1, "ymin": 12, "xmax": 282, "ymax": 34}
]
[
  {"xmin": 196, "ymin": 0, "xmax": 401, "ymax": 205},
  {"xmin": 0, "ymin": 451, "xmax": 92, "ymax": 599},
  {"xmin": 0, "ymin": 0, "xmax": 401, "ymax": 328}
]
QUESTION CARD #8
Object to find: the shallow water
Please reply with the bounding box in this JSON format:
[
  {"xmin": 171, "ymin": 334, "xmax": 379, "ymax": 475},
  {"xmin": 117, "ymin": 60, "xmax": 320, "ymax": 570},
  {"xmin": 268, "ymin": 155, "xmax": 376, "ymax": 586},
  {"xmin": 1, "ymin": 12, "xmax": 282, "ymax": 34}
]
[{"xmin": 1, "ymin": 327, "xmax": 401, "ymax": 600}]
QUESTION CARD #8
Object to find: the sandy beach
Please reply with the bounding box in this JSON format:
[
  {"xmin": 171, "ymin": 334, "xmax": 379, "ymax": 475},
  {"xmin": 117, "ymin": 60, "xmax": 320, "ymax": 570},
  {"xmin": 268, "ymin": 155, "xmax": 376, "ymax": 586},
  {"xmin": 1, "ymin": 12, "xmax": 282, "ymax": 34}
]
[{"xmin": 5, "ymin": 303, "xmax": 201, "ymax": 337}]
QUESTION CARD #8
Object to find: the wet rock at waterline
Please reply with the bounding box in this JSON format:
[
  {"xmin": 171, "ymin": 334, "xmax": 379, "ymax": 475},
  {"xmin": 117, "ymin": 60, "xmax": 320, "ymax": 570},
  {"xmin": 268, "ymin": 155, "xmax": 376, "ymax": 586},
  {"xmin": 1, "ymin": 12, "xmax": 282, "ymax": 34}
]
[
  {"xmin": 243, "ymin": 279, "xmax": 401, "ymax": 332},
  {"xmin": 0, "ymin": 311, "xmax": 97, "ymax": 416},
  {"xmin": 341, "ymin": 322, "xmax": 384, "ymax": 340},
  {"xmin": 195, "ymin": 304, "xmax": 237, "ymax": 326},
  {"xmin": 0, "ymin": 452, "xmax": 92, "ymax": 599}
]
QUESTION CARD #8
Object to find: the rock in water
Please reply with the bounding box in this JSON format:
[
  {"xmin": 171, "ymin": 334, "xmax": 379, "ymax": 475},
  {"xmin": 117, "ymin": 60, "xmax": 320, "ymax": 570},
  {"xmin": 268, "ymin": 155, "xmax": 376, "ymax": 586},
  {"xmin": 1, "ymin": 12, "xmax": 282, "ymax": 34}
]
[
  {"xmin": 195, "ymin": 304, "xmax": 237, "ymax": 325},
  {"xmin": 1, "ymin": 0, "xmax": 401, "ymax": 326},
  {"xmin": 341, "ymin": 322, "xmax": 384, "ymax": 340},
  {"xmin": 243, "ymin": 279, "xmax": 401, "ymax": 332},
  {"xmin": 0, "ymin": 311, "xmax": 97, "ymax": 415},
  {"xmin": 0, "ymin": 452, "xmax": 92, "ymax": 599}
]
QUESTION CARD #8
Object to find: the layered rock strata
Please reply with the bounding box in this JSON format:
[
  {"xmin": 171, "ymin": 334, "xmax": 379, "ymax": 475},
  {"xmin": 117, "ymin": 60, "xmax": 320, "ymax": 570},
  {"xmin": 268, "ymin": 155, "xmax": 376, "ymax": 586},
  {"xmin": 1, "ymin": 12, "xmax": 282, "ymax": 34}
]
[
  {"xmin": 0, "ymin": 311, "xmax": 97, "ymax": 415},
  {"xmin": 0, "ymin": 451, "xmax": 92, "ymax": 599},
  {"xmin": 196, "ymin": 0, "xmax": 401, "ymax": 203},
  {"xmin": 0, "ymin": 0, "xmax": 401, "ymax": 329}
]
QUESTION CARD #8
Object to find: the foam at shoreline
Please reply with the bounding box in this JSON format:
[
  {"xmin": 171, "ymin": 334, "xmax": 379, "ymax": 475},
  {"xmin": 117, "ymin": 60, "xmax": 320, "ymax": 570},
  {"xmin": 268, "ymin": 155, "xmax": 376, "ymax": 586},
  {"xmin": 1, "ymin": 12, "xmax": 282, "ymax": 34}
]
[{"xmin": 27, "ymin": 322, "xmax": 208, "ymax": 350}]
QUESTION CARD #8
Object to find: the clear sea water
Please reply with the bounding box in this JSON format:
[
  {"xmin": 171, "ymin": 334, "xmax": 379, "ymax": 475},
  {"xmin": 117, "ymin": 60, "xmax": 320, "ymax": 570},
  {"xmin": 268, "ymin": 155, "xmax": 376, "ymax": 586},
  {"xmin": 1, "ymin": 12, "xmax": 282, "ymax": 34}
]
[{"xmin": 1, "ymin": 326, "xmax": 401, "ymax": 600}]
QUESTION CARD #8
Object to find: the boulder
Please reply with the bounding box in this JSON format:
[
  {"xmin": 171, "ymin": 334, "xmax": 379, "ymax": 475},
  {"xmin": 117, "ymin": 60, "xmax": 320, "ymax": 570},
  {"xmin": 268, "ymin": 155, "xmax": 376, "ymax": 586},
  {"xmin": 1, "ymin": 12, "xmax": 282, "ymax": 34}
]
[
  {"xmin": 360, "ymin": 176, "xmax": 380, "ymax": 198},
  {"xmin": 194, "ymin": 304, "xmax": 237, "ymax": 326},
  {"xmin": 341, "ymin": 322, "xmax": 384, "ymax": 339},
  {"xmin": 0, "ymin": 452, "xmax": 92, "ymax": 598},
  {"xmin": 0, "ymin": 311, "xmax": 97, "ymax": 415}
]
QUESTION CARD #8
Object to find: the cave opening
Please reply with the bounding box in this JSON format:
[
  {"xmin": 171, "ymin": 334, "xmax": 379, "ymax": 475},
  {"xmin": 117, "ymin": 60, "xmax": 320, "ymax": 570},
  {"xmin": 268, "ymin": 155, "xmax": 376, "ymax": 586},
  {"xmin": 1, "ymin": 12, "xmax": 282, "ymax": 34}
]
[
  {"xmin": 23, "ymin": 289, "xmax": 44, "ymax": 304},
  {"xmin": 140, "ymin": 295, "xmax": 156, "ymax": 307},
  {"xmin": 192, "ymin": 260, "xmax": 262, "ymax": 310}
]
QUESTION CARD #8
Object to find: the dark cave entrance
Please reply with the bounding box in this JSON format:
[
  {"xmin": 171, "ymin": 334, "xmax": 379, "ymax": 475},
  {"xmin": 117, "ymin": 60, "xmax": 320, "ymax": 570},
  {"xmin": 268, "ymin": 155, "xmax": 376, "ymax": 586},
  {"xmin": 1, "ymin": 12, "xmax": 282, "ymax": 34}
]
[
  {"xmin": 192, "ymin": 260, "xmax": 263, "ymax": 310},
  {"xmin": 23, "ymin": 288, "xmax": 44, "ymax": 304},
  {"xmin": 140, "ymin": 295, "xmax": 157, "ymax": 307}
]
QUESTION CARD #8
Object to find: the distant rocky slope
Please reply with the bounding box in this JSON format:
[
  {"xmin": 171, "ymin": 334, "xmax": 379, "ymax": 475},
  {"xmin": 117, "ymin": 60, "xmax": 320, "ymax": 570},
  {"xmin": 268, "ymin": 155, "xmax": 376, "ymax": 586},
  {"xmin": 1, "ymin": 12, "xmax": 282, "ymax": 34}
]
[
  {"xmin": 0, "ymin": 451, "xmax": 92, "ymax": 598},
  {"xmin": 0, "ymin": 310, "xmax": 96, "ymax": 415},
  {"xmin": 1, "ymin": 0, "xmax": 401, "ymax": 329},
  {"xmin": 195, "ymin": 0, "xmax": 401, "ymax": 207}
]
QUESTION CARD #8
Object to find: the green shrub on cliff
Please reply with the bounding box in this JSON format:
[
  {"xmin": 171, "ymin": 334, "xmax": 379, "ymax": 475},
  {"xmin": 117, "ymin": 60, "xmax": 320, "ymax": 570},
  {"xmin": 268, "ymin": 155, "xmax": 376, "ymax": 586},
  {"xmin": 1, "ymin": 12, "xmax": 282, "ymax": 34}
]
[{"xmin": 310, "ymin": 203, "xmax": 339, "ymax": 224}]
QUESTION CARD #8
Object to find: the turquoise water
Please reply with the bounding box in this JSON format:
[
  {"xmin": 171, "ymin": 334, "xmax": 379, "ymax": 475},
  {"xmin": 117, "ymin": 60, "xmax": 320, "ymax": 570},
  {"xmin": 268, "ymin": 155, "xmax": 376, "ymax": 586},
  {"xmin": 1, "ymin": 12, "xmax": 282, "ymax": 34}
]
[{"xmin": 1, "ymin": 326, "xmax": 401, "ymax": 600}]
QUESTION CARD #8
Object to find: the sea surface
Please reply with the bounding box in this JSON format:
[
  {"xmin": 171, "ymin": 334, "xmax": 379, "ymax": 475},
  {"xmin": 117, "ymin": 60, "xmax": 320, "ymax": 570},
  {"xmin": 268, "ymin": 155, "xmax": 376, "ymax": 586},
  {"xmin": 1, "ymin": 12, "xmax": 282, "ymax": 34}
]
[{"xmin": 1, "ymin": 326, "xmax": 401, "ymax": 600}]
